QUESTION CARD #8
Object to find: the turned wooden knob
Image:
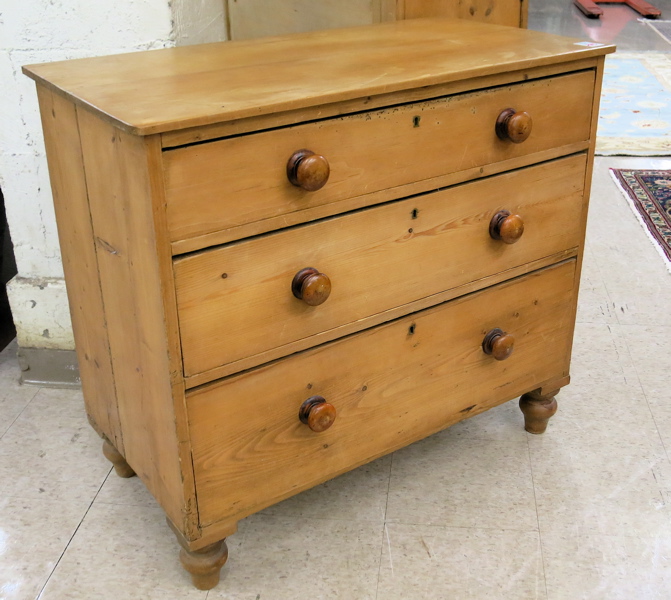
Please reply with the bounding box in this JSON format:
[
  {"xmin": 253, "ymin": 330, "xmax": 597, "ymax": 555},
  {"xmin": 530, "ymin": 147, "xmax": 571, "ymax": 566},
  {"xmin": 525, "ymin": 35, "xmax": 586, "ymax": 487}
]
[
  {"xmin": 287, "ymin": 149, "xmax": 330, "ymax": 191},
  {"xmin": 299, "ymin": 396, "xmax": 336, "ymax": 432},
  {"xmin": 495, "ymin": 108, "xmax": 532, "ymax": 143},
  {"xmin": 482, "ymin": 328, "xmax": 515, "ymax": 361},
  {"xmin": 292, "ymin": 267, "xmax": 331, "ymax": 306},
  {"xmin": 489, "ymin": 210, "xmax": 525, "ymax": 244}
]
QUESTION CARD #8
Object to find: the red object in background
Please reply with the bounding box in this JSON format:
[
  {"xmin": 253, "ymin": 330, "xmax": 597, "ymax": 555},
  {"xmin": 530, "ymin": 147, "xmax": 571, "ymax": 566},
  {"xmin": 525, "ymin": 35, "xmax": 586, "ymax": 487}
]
[{"xmin": 574, "ymin": 0, "xmax": 661, "ymax": 19}]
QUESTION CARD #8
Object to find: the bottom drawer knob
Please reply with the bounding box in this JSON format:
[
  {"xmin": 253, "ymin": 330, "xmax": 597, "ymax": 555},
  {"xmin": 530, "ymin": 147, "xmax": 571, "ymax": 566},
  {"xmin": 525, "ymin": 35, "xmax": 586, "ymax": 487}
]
[
  {"xmin": 482, "ymin": 328, "xmax": 515, "ymax": 361},
  {"xmin": 299, "ymin": 396, "xmax": 336, "ymax": 432}
]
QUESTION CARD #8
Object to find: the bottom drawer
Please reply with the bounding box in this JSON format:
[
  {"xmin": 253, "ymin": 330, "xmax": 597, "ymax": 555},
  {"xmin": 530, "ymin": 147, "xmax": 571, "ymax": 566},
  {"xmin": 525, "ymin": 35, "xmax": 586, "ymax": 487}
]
[{"xmin": 188, "ymin": 260, "xmax": 577, "ymax": 527}]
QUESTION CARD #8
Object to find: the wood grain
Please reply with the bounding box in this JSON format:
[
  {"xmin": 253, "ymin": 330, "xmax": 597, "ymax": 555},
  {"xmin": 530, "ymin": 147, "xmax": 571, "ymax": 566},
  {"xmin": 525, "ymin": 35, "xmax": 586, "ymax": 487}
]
[
  {"xmin": 170, "ymin": 141, "xmax": 589, "ymax": 255},
  {"xmin": 182, "ymin": 247, "xmax": 576, "ymax": 389},
  {"xmin": 35, "ymin": 88, "xmax": 123, "ymax": 452},
  {"xmin": 188, "ymin": 259, "xmax": 577, "ymax": 528},
  {"xmin": 164, "ymin": 70, "xmax": 594, "ymax": 246},
  {"xmin": 564, "ymin": 55, "xmax": 608, "ymax": 373},
  {"xmin": 22, "ymin": 19, "xmax": 614, "ymax": 136},
  {"xmin": 174, "ymin": 153, "xmax": 587, "ymax": 378},
  {"xmin": 227, "ymin": 0, "xmax": 525, "ymax": 41},
  {"xmin": 402, "ymin": 0, "xmax": 524, "ymax": 26},
  {"xmin": 160, "ymin": 58, "xmax": 598, "ymax": 149},
  {"xmin": 76, "ymin": 109, "xmax": 198, "ymax": 537},
  {"xmin": 228, "ymin": 0, "xmax": 377, "ymax": 40}
]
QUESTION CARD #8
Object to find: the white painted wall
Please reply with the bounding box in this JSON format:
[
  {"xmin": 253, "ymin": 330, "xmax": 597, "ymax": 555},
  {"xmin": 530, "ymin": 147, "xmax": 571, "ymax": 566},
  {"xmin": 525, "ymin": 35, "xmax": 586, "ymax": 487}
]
[{"xmin": 0, "ymin": 0, "xmax": 226, "ymax": 352}]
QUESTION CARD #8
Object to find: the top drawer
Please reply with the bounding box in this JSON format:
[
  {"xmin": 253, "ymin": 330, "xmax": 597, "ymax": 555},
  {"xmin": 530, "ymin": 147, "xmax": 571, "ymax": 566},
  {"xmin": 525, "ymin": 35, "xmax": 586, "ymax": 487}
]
[{"xmin": 163, "ymin": 70, "xmax": 595, "ymax": 250}]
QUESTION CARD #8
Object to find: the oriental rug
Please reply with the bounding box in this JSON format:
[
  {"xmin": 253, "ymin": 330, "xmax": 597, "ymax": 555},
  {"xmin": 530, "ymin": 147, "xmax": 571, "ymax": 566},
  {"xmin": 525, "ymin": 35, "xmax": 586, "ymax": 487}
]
[{"xmin": 610, "ymin": 169, "xmax": 671, "ymax": 271}]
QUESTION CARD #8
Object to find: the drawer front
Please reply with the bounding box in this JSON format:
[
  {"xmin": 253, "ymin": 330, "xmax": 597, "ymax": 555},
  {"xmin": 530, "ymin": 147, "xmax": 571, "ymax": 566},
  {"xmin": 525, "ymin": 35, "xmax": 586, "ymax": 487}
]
[
  {"xmin": 164, "ymin": 70, "xmax": 594, "ymax": 246},
  {"xmin": 174, "ymin": 154, "xmax": 586, "ymax": 378},
  {"xmin": 188, "ymin": 259, "xmax": 577, "ymax": 527}
]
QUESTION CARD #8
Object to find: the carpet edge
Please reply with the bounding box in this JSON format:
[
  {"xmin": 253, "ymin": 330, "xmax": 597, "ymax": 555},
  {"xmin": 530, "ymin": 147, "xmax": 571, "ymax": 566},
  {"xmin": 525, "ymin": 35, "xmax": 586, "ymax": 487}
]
[{"xmin": 609, "ymin": 168, "xmax": 671, "ymax": 274}]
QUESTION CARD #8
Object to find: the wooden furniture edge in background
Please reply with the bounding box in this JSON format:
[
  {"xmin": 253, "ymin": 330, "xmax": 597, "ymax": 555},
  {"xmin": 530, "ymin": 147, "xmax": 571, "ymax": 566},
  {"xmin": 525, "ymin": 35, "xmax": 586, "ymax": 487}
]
[{"xmin": 226, "ymin": 0, "xmax": 528, "ymax": 41}]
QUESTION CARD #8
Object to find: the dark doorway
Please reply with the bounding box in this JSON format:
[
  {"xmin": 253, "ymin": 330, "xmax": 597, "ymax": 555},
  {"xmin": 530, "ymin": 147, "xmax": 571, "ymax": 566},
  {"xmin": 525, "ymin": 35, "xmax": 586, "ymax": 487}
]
[{"xmin": 0, "ymin": 187, "xmax": 17, "ymax": 351}]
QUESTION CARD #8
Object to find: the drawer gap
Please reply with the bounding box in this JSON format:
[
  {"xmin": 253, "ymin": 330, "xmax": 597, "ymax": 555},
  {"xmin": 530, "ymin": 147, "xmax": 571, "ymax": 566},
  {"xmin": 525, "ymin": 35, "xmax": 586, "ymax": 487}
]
[
  {"xmin": 185, "ymin": 257, "xmax": 577, "ymax": 393},
  {"xmin": 173, "ymin": 151, "xmax": 588, "ymax": 261}
]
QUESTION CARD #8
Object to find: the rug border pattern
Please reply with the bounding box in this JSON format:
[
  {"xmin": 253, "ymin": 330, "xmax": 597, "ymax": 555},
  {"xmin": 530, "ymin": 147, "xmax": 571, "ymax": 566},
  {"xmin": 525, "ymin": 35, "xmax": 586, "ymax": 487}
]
[{"xmin": 610, "ymin": 168, "xmax": 671, "ymax": 271}]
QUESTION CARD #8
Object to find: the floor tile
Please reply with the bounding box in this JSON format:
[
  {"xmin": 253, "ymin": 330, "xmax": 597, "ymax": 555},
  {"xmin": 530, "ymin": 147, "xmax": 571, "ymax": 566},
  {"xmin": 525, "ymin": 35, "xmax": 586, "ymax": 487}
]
[
  {"xmin": 386, "ymin": 430, "xmax": 537, "ymax": 531},
  {"xmin": 95, "ymin": 468, "xmax": 158, "ymax": 508},
  {"xmin": 528, "ymin": 371, "xmax": 671, "ymax": 539},
  {"xmin": 0, "ymin": 496, "xmax": 84, "ymax": 600},
  {"xmin": 259, "ymin": 454, "xmax": 391, "ymax": 524},
  {"xmin": 575, "ymin": 245, "xmax": 617, "ymax": 325},
  {"xmin": 620, "ymin": 324, "xmax": 671, "ymax": 386},
  {"xmin": 602, "ymin": 272, "xmax": 671, "ymax": 328},
  {"xmin": 638, "ymin": 379, "xmax": 671, "ymax": 456},
  {"xmin": 541, "ymin": 529, "xmax": 671, "ymax": 600},
  {"xmin": 0, "ymin": 387, "xmax": 111, "ymax": 507},
  {"xmin": 443, "ymin": 397, "xmax": 528, "ymax": 443},
  {"xmin": 38, "ymin": 502, "xmax": 207, "ymax": 600},
  {"xmin": 530, "ymin": 434, "xmax": 671, "ymax": 538},
  {"xmin": 377, "ymin": 523, "xmax": 547, "ymax": 600},
  {"xmin": 0, "ymin": 341, "xmax": 39, "ymax": 438},
  {"xmin": 587, "ymin": 160, "xmax": 671, "ymax": 327},
  {"xmin": 535, "ymin": 376, "xmax": 660, "ymax": 448},
  {"xmin": 208, "ymin": 514, "xmax": 383, "ymax": 600},
  {"xmin": 568, "ymin": 322, "xmax": 638, "ymax": 385}
]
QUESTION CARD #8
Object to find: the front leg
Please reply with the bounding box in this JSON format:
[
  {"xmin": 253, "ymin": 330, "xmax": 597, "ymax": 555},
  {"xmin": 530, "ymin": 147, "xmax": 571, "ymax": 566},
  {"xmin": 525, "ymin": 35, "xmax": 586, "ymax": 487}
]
[
  {"xmin": 179, "ymin": 540, "xmax": 229, "ymax": 590},
  {"xmin": 519, "ymin": 388, "xmax": 559, "ymax": 434}
]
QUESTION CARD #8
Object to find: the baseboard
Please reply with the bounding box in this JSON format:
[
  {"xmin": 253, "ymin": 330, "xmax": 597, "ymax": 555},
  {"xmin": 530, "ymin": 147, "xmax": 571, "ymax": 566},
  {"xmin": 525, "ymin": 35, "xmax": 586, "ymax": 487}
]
[{"xmin": 17, "ymin": 346, "xmax": 81, "ymax": 388}]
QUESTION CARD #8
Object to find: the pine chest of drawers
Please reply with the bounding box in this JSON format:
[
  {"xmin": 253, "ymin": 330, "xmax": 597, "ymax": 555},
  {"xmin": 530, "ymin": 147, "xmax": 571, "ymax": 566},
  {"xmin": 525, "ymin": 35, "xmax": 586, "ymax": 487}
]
[{"xmin": 24, "ymin": 19, "xmax": 614, "ymax": 589}]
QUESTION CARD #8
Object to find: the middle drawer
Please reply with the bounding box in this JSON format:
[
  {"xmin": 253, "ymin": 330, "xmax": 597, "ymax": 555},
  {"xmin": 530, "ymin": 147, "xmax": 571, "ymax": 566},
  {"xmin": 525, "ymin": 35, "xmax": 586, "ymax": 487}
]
[{"xmin": 174, "ymin": 153, "xmax": 586, "ymax": 381}]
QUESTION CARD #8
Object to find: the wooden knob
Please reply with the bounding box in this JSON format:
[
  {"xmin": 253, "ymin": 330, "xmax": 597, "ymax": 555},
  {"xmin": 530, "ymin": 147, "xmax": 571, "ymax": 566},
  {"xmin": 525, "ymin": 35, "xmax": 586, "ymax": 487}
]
[
  {"xmin": 287, "ymin": 149, "xmax": 330, "ymax": 191},
  {"xmin": 482, "ymin": 328, "xmax": 515, "ymax": 361},
  {"xmin": 292, "ymin": 267, "xmax": 331, "ymax": 306},
  {"xmin": 495, "ymin": 108, "xmax": 532, "ymax": 143},
  {"xmin": 299, "ymin": 396, "xmax": 336, "ymax": 432},
  {"xmin": 489, "ymin": 210, "xmax": 524, "ymax": 244}
]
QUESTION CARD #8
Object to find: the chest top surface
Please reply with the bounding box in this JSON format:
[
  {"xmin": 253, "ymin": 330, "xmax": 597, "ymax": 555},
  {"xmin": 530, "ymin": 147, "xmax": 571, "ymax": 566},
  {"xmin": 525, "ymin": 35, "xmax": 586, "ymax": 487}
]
[{"xmin": 23, "ymin": 18, "xmax": 614, "ymax": 135}]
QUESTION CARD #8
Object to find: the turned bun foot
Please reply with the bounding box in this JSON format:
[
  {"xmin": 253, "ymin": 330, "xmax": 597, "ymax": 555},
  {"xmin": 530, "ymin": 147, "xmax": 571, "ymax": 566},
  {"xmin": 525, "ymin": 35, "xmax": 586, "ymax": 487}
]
[
  {"xmin": 519, "ymin": 389, "xmax": 559, "ymax": 434},
  {"xmin": 102, "ymin": 439, "xmax": 136, "ymax": 478},
  {"xmin": 179, "ymin": 540, "xmax": 229, "ymax": 590}
]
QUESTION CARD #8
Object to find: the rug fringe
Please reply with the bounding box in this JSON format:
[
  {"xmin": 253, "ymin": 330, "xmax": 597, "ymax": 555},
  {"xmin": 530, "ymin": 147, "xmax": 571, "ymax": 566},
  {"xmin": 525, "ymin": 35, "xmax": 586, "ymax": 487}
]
[
  {"xmin": 597, "ymin": 144, "xmax": 671, "ymax": 156},
  {"xmin": 609, "ymin": 169, "xmax": 671, "ymax": 274}
]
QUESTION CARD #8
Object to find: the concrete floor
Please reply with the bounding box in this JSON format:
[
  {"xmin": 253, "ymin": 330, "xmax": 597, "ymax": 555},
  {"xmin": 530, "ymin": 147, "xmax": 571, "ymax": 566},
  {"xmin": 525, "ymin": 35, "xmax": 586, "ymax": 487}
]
[{"xmin": 1, "ymin": 6, "xmax": 671, "ymax": 600}]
